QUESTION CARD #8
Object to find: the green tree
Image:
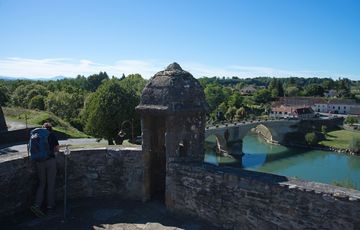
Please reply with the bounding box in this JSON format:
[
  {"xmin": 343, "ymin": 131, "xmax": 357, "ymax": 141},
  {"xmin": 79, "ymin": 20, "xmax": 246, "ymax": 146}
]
[
  {"xmin": 304, "ymin": 84, "xmax": 324, "ymax": 97},
  {"xmin": 28, "ymin": 95, "xmax": 45, "ymax": 110},
  {"xmin": 86, "ymin": 71, "xmax": 109, "ymax": 92},
  {"xmin": 83, "ymin": 80, "xmax": 138, "ymax": 144},
  {"xmin": 227, "ymin": 92, "xmax": 243, "ymax": 108},
  {"xmin": 0, "ymin": 84, "xmax": 10, "ymax": 106},
  {"xmin": 345, "ymin": 116, "xmax": 358, "ymax": 125},
  {"xmin": 11, "ymin": 84, "xmax": 48, "ymax": 108},
  {"xmin": 225, "ymin": 106, "xmax": 237, "ymax": 121},
  {"xmin": 204, "ymin": 83, "xmax": 226, "ymax": 111},
  {"xmin": 235, "ymin": 107, "xmax": 246, "ymax": 121},
  {"xmin": 253, "ymin": 89, "xmax": 272, "ymax": 104},
  {"xmin": 46, "ymin": 91, "xmax": 84, "ymax": 121},
  {"xmin": 305, "ymin": 132, "xmax": 318, "ymax": 145},
  {"xmin": 119, "ymin": 74, "xmax": 147, "ymax": 96},
  {"xmin": 285, "ymin": 86, "xmax": 299, "ymax": 97},
  {"xmin": 322, "ymin": 79, "xmax": 335, "ymax": 91}
]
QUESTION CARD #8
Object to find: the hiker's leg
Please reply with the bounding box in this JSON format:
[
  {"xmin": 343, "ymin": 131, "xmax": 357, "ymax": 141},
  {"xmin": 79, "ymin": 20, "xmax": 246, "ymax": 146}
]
[
  {"xmin": 46, "ymin": 158, "xmax": 57, "ymax": 208},
  {"xmin": 35, "ymin": 161, "xmax": 46, "ymax": 207}
]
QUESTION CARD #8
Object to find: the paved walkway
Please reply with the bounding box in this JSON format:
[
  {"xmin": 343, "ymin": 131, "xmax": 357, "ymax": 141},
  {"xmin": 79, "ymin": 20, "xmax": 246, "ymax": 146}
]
[
  {"xmin": 1, "ymin": 197, "xmax": 217, "ymax": 230},
  {"xmin": 0, "ymin": 138, "xmax": 108, "ymax": 155}
]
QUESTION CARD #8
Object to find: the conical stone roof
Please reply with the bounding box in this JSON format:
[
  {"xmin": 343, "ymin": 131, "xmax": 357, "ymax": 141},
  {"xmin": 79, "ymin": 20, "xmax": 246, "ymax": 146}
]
[{"xmin": 136, "ymin": 62, "xmax": 208, "ymax": 114}]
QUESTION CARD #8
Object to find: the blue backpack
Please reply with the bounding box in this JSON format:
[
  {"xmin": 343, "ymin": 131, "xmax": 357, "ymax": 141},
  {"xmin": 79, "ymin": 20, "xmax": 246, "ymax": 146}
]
[{"xmin": 29, "ymin": 128, "xmax": 50, "ymax": 161}]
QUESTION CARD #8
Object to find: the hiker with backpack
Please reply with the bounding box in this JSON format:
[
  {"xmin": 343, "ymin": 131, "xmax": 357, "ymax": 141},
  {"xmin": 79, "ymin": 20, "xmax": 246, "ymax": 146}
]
[{"xmin": 29, "ymin": 122, "xmax": 59, "ymax": 217}]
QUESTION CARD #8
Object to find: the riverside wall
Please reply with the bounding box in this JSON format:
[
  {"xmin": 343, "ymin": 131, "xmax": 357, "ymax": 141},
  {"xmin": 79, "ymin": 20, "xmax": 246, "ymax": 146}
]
[
  {"xmin": 0, "ymin": 147, "xmax": 145, "ymax": 218},
  {"xmin": 166, "ymin": 162, "xmax": 360, "ymax": 230}
]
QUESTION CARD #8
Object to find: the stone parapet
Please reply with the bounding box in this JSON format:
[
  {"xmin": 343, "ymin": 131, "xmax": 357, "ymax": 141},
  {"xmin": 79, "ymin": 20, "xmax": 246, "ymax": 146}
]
[
  {"xmin": 0, "ymin": 147, "xmax": 144, "ymax": 218},
  {"xmin": 166, "ymin": 162, "xmax": 360, "ymax": 230}
]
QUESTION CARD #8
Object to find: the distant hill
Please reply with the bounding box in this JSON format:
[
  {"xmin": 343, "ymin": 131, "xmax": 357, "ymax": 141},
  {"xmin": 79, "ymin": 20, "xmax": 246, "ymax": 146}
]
[{"xmin": 0, "ymin": 75, "xmax": 67, "ymax": 81}]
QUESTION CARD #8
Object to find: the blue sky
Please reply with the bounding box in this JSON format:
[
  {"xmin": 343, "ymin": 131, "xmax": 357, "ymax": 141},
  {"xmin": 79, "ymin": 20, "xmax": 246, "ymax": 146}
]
[{"xmin": 0, "ymin": 0, "xmax": 359, "ymax": 79}]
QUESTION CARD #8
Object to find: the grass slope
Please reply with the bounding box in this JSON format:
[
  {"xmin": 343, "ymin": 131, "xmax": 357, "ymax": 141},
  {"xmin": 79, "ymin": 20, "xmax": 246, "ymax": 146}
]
[
  {"xmin": 3, "ymin": 107, "xmax": 88, "ymax": 138},
  {"xmin": 319, "ymin": 130, "xmax": 360, "ymax": 149}
]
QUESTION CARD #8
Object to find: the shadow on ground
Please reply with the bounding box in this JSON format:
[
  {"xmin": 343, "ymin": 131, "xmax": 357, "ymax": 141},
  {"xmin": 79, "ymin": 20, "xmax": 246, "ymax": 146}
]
[{"xmin": 1, "ymin": 197, "xmax": 218, "ymax": 230}]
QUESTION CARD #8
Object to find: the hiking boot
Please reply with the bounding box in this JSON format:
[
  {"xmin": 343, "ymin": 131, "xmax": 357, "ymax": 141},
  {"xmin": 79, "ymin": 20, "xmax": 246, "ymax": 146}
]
[{"xmin": 30, "ymin": 205, "xmax": 45, "ymax": 217}]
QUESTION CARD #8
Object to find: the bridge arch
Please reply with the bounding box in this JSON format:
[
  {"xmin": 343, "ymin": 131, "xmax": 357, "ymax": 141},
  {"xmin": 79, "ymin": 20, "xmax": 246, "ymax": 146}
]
[
  {"xmin": 252, "ymin": 124, "xmax": 273, "ymax": 143},
  {"xmin": 205, "ymin": 134, "xmax": 230, "ymax": 156}
]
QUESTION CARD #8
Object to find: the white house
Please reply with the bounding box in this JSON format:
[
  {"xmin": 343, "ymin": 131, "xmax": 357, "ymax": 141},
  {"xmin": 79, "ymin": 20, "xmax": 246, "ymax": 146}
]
[
  {"xmin": 314, "ymin": 99, "xmax": 360, "ymax": 114},
  {"xmin": 273, "ymin": 97, "xmax": 360, "ymax": 116}
]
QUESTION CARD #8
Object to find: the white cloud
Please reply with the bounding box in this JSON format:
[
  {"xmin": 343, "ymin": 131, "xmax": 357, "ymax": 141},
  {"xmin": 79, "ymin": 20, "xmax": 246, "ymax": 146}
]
[
  {"xmin": 0, "ymin": 57, "xmax": 163, "ymax": 79},
  {"xmin": 0, "ymin": 57, "xmax": 355, "ymax": 79}
]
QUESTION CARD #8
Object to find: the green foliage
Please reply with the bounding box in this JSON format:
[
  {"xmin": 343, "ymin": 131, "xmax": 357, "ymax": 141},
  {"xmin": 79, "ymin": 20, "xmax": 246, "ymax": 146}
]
[
  {"xmin": 303, "ymin": 84, "xmax": 324, "ymax": 97},
  {"xmin": 28, "ymin": 95, "xmax": 45, "ymax": 110},
  {"xmin": 11, "ymin": 84, "xmax": 48, "ymax": 108},
  {"xmin": 253, "ymin": 89, "xmax": 272, "ymax": 104},
  {"xmin": 204, "ymin": 83, "xmax": 228, "ymax": 111},
  {"xmin": 268, "ymin": 78, "xmax": 284, "ymax": 98},
  {"xmin": 0, "ymin": 84, "xmax": 10, "ymax": 106},
  {"xmin": 46, "ymin": 91, "xmax": 84, "ymax": 121},
  {"xmin": 227, "ymin": 92, "xmax": 243, "ymax": 108},
  {"xmin": 321, "ymin": 125, "xmax": 327, "ymax": 134},
  {"xmin": 82, "ymin": 79, "xmax": 138, "ymax": 143},
  {"xmin": 336, "ymin": 78, "xmax": 351, "ymax": 98},
  {"xmin": 235, "ymin": 107, "xmax": 246, "ymax": 121},
  {"xmin": 305, "ymin": 132, "xmax": 318, "ymax": 145},
  {"xmin": 217, "ymin": 102, "xmax": 228, "ymax": 114},
  {"xmin": 119, "ymin": 74, "xmax": 147, "ymax": 96},
  {"xmin": 225, "ymin": 106, "xmax": 237, "ymax": 121},
  {"xmin": 322, "ymin": 79, "xmax": 335, "ymax": 91},
  {"xmin": 3, "ymin": 107, "xmax": 88, "ymax": 138},
  {"xmin": 345, "ymin": 116, "xmax": 358, "ymax": 125},
  {"xmin": 86, "ymin": 71, "xmax": 109, "ymax": 92},
  {"xmin": 285, "ymin": 86, "xmax": 299, "ymax": 97}
]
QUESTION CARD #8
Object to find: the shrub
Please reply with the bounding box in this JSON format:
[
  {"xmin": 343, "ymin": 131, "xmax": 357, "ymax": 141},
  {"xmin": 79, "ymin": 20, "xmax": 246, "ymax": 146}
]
[{"xmin": 305, "ymin": 132, "xmax": 318, "ymax": 145}]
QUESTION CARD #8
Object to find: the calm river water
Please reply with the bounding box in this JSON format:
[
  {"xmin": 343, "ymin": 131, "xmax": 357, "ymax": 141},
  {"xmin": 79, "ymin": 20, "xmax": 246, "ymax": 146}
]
[{"xmin": 204, "ymin": 133, "xmax": 360, "ymax": 190}]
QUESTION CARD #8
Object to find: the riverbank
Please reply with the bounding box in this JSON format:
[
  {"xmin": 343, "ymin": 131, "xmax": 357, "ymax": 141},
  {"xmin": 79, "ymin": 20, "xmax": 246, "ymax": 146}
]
[
  {"xmin": 319, "ymin": 130, "xmax": 360, "ymax": 156},
  {"xmin": 284, "ymin": 143, "xmax": 359, "ymax": 156}
]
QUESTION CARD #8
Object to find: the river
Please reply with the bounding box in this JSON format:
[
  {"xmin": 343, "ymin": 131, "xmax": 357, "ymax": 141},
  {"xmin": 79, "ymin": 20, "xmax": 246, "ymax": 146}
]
[{"xmin": 204, "ymin": 133, "xmax": 360, "ymax": 190}]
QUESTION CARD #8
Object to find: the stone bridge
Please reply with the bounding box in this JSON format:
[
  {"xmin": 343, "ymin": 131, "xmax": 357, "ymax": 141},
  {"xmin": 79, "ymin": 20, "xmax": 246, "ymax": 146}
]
[{"xmin": 205, "ymin": 119, "xmax": 300, "ymax": 155}]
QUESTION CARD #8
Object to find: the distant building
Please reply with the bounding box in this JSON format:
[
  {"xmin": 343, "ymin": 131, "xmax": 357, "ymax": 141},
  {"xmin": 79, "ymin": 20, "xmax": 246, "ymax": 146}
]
[
  {"xmin": 240, "ymin": 85, "xmax": 257, "ymax": 95},
  {"xmin": 271, "ymin": 97, "xmax": 360, "ymax": 117},
  {"xmin": 270, "ymin": 104, "xmax": 315, "ymax": 119},
  {"xmin": 294, "ymin": 107, "xmax": 315, "ymax": 119},
  {"xmin": 349, "ymin": 107, "xmax": 360, "ymax": 116},
  {"xmin": 314, "ymin": 98, "xmax": 359, "ymax": 114}
]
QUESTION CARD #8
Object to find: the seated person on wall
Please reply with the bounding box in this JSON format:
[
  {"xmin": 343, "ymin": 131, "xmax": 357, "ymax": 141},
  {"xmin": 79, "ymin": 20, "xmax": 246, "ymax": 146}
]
[{"xmin": 29, "ymin": 122, "xmax": 59, "ymax": 217}]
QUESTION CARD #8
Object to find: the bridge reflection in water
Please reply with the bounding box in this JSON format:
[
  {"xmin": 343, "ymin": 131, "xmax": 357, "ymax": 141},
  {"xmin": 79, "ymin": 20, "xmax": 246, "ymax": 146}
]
[{"xmin": 204, "ymin": 133, "xmax": 360, "ymax": 190}]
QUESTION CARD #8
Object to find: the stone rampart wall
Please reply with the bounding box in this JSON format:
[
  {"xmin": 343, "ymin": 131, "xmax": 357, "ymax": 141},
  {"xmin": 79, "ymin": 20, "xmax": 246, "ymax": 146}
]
[
  {"xmin": 0, "ymin": 147, "xmax": 145, "ymax": 218},
  {"xmin": 166, "ymin": 162, "xmax": 360, "ymax": 230}
]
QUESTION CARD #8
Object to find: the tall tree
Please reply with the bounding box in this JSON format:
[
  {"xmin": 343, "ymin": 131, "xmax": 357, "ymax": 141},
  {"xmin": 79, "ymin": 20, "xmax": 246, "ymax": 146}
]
[
  {"xmin": 83, "ymin": 80, "xmax": 138, "ymax": 144},
  {"xmin": 119, "ymin": 74, "xmax": 147, "ymax": 96},
  {"xmin": 0, "ymin": 84, "xmax": 10, "ymax": 106},
  {"xmin": 86, "ymin": 71, "xmax": 109, "ymax": 92}
]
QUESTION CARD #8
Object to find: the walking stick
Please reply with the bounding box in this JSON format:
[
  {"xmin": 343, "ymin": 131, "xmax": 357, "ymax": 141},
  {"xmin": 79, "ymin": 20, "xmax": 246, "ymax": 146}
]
[{"xmin": 63, "ymin": 145, "xmax": 71, "ymax": 221}]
